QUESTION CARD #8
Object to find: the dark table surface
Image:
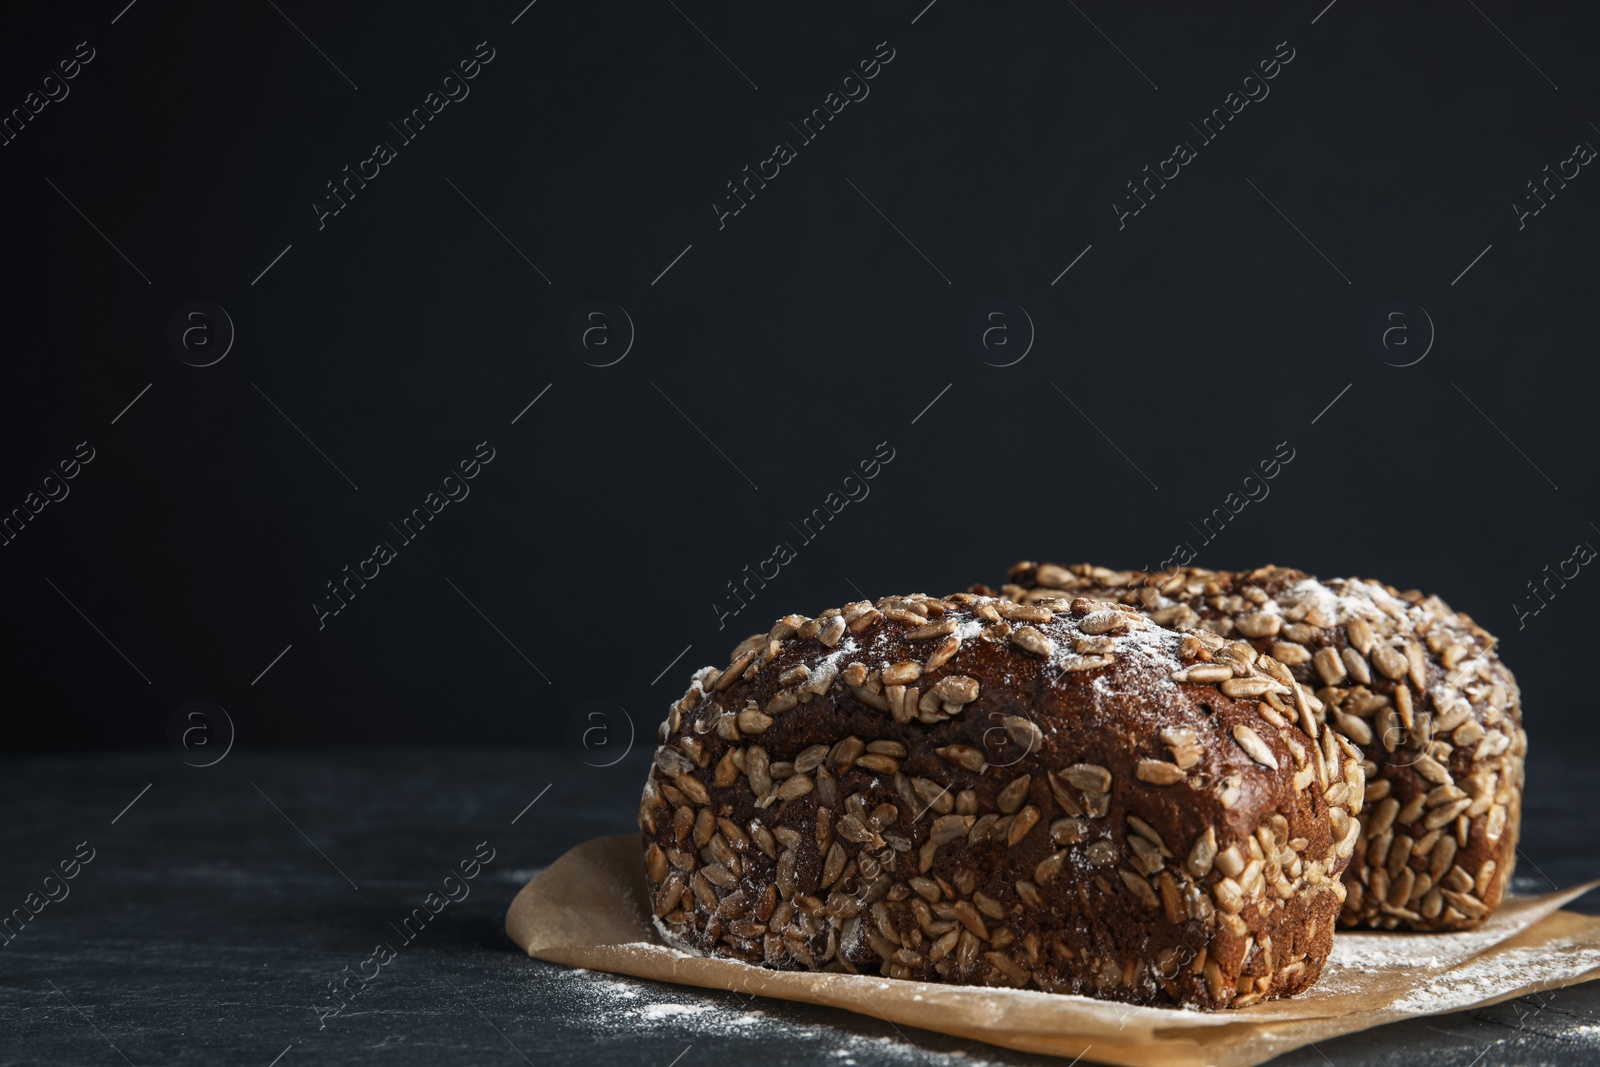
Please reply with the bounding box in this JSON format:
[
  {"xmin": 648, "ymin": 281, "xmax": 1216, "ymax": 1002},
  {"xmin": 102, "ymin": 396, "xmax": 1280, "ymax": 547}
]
[{"xmin": 3, "ymin": 745, "xmax": 1598, "ymax": 1067}]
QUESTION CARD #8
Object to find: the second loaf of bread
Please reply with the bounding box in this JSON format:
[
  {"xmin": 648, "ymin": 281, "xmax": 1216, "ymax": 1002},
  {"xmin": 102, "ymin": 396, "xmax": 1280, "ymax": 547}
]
[{"xmin": 993, "ymin": 562, "xmax": 1525, "ymax": 933}]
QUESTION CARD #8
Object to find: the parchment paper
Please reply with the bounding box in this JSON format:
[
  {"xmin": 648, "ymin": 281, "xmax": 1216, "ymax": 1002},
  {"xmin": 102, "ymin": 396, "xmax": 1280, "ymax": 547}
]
[{"xmin": 506, "ymin": 835, "xmax": 1600, "ymax": 1066}]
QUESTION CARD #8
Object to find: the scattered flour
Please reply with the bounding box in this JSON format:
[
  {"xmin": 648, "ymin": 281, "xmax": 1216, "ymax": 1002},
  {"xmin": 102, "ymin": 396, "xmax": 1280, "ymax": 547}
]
[
  {"xmin": 1389, "ymin": 942, "xmax": 1600, "ymax": 1014},
  {"xmin": 637, "ymin": 1003, "xmax": 716, "ymax": 1020},
  {"xmin": 543, "ymin": 967, "xmax": 1009, "ymax": 1064}
]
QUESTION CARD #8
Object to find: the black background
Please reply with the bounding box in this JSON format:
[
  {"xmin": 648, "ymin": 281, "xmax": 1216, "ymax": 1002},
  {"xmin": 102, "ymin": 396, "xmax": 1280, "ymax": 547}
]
[{"xmin": 4, "ymin": 0, "xmax": 1596, "ymax": 755}]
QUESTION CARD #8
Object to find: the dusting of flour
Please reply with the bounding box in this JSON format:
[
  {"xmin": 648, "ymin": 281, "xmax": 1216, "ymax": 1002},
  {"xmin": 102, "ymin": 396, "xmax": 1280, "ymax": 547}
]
[{"xmin": 545, "ymin": 969, "xmax": 1007, "ymax": 1065}]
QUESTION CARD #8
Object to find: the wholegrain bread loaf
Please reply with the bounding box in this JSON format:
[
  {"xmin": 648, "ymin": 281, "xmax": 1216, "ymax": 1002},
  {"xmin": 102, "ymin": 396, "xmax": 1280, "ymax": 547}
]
[
  {"xmin": 641, "ymin": 591, "xmax": 1363, "ymax": 1008},
  {"xmin": 991, "ymin": 563, "xmax": 1525, "ymax": 932}
]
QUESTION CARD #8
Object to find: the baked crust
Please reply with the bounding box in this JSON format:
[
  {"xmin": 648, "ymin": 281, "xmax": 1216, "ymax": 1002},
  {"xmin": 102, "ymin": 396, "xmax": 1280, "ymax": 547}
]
[
  {"xmin": 990, "ymin": 563, "xmax": 1525, "ymax": 932},
  {"xmin": 640, "ymin": 592, "xmax": 1361, "ymax": 1009}
]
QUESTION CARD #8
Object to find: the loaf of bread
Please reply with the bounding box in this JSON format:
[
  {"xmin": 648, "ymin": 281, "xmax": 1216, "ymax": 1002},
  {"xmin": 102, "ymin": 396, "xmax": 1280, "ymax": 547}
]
[
  {"xmin": 640, "ymin": 591, "xmax": 1363, "ymax": 1008},
  {"xmin": 991, "ymin": 563, "xmax": 1525, "ymax": 932}
]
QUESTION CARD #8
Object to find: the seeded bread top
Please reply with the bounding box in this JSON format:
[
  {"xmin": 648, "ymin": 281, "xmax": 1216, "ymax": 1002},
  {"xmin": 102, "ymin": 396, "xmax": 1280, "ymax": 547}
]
[
  {"xmin": 993, "ymin": 562, "xmax": 1520, "ymax": 776},
  {"xmin": 657, "ymin": 591, "xmax": 1317, "ymax": 789}
]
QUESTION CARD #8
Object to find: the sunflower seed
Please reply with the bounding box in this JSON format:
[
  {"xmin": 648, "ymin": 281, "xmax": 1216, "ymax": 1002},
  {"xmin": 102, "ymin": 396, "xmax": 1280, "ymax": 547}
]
[
  {"xmin": 1476, "ymin": 859, "xmax": 1498, "ymax": 897},
  {"xmin": 972, "ymin": 891, "xmax": 1006, "ymax": 921},
  {"xmin": 691, "ymin": 871, "xmax": 719, "ymax": 910},
  {"xmin": 1485, "ymin": 804, "xmax": 1507, "ymax": 841},
  {"xmin": 1271, "ymin": 641, "xmax": 1312, "ymax": 667},
  {"xmin": 908, "ymin": 814, "xmax": 959, "ymax": 854},
  {"xmin": 923, "ymin": 634, "xmax": 961, "ymax": 673},
  {"xmin": 1387, "ymin": 833, "xmax": 1415, "ymax": 879},
  {"xmin": 771, "ymin": 776, "xmax": 811, "ymax": 803},
  {"xmin": 737, "ymin": 707, "xmax": 773, "ymax": 734},
  {"xmin": 1334, "ymin": 710, "xmax": 1373, "ymax": 746},
  {"xmin": 1176, "ymin": 664, "xmax": 1234, "ymax": 684},
  {"xmin": 999, "ymin": 601, "xmax": 1054, "ymax": 623},
  {"xmin": 827, "ymin": 737, "xmax": 865, "ymax": 771},
  {"xmin": 1234, "ymin": 613, "xmax": 1282, "ymax": 638},
  {"xmin": 1005, "ymin": 716, "xmax": 1044, "ymax": 753},
  {"xmin": 1231, "ymin": 725, "xmax": 1279, "ymax": 769},
  {"xmin": 907, "ymin": 619, "xmax": 957, "ymax": 640},
  {"xmin": 784, "ymin": 746, "xmax": 825, "ymax": 775},
  {"xmin": 1187, "ymin": 827, "xmax": 1218, "ymax": 878},
  {"xmin": 1007, "ymin": 805, "xmax": 1041, "ymax": 846},
  {"xmin": 936, "ymin": 744, "xmax": 987, "ymax": 773},
  {"xmin": 882, "ymin": 660, "xmax": 922, "ymax": 686},
  {"xmin": 1238, "ymin": 857, "xmax": 1264, "ymax": 897},
  {"xmin": 1034, "ymin": 851, "xmax": 1067, "ymax": 884},
  {"xmin": 1442, "ymin": 888, "xmax": 1488, "ymax": 919},
  {"xmin": 1427, "ymin": 834, "xmax": 1458, "ymax": 882},
  {"xmin": 716, "ymin": 649, "xmax": 758, "ymax": 690},
  {"xmin": 997, "ymin": 775, "xmax": 1032, "ymax": 814},
  {"xmin": 1221, "ymin": 677, "xmax": 1281, "ymax": 699},
  {"xmin": 1125, "ymin": 816, "xmax": 1167, "ymax": 855},
  {"xmin": 1424, "ymin": 798, "xmax": 1472, "ymax": 830},
  {"xmin": 1367, "ymin": 642, "xmax": 1405, "ymax": 680},
  {"xmin": 656, "ymin": 746, "xmax": 698, "ymax": 778},
  {"xmin": 1085, "ymin": 840, "xmax": 1118, "ymax": 865},
  {"xmin": 1313, "ymin": 647, "xmax": 1347, "ymax": 687},
  {"xmin": 1119, "ymin": 868, "xmax": 1161, "ymax": 908},
  {"xmin": 702, "ymin": 863, "xmax": 738, "ymax": 889},
  {"xmin": 855, "ymin": 754, "xmax": 900, "ymax": 775},
  {"xmin": 1413, "ymin": 755, "xmax": 1453, "ymax": 787},
  {"xmin": 1046, "ymin": 771, "xmax": 1082, "ymax": 817},
  {"xmin": 655, "ymin": 873, "xmax": 687, "ymax": 917},
  {"xmin": 1058, "ymin": 763, "xmax": 1108, "ymax": 793},
  {"xmin": 1218, "ymin": 641, "xmax": 1259, "ymax": 668},
  {"xmin": 932, "ymin": 675, "xmax": 981, "ymax": 705},
  {"xmin": 1158, "ymin": 726, "xmax": 1203, "ymax": 769},
  {"xmin": 1034, "ymin": 564, "xmax": 1074, "ymax": 587},
  {"xmin": 964, "ymin": 813, "xmax": 998, "ymax": 845},
  {"xmin": 1407, "ymin": 643, "xmax": 1428, "ymax": 691},
  {"xmin": 1128, "ymin": 835, "xmax": 1163, "ymax": 876},
  {"xmin": 773, "ymin": 849, "xmax": 799, "ymax": 899},
  {"xmin": 1005, "ymin": 625, "xmax": 1053, "ymax": 659},
  {"xmin": 952, "ymin": 901, "xmax": 989, "ymax": 940},
  {"xmin": 1136, "ymin": 759, "xmax": 1185, "ymax": 785},
  {"xmin": 1424, "ymin": 783, "xmax": 1467, "ymax": 809},
  {"xmin": 675, "ymin": 773, "xmax": 711, "ymax": 805},
  {"xmin": 1367, "ymin": 797, "xmax": 1400, "ymax": 838},
  {"xmin": 910, "ymin": 778, "xmax": 952, "ymax": 817},
  {"xmin": 1337, "ymin": 646, "xmax": 1376, "ymax": 687},
  {"xmin": 804, "ymin": 660, "xmax": 840, "ymax": 696},
  {"xmin": 866, "ymin": 802, "xmax": 899, "ymax": 832},
  {"xmin": 1346, "ymin": 617, "xmax": 1374, "ymax": 654}
]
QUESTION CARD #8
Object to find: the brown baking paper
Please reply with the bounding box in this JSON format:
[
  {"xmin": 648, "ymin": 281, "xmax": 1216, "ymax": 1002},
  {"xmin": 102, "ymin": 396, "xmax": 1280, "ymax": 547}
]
[{"xmin": 506, "ymin": 835, "xmax": 1600, "ymax": 1066}]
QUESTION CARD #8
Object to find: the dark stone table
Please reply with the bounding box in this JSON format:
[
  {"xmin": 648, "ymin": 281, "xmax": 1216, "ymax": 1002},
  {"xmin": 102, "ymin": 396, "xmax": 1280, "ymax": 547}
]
[{"xmin": 3, "ymin": 746, "xmax": 1597, "ymax": 1066}]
